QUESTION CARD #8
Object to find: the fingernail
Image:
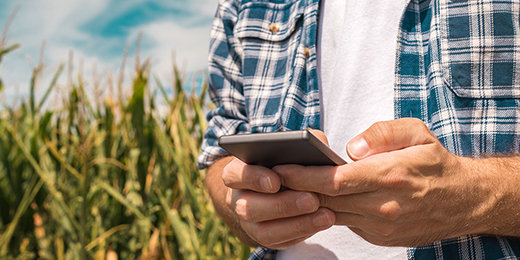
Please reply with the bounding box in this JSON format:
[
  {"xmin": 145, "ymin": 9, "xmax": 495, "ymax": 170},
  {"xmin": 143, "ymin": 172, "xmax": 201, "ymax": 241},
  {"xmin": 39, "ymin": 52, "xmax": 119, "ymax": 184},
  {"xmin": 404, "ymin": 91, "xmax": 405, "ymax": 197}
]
[
  {"xmin": 313, "ymin": 210, "xmax": 333, "ymax": 228},
  {"xmin": 296, "ymin": 193, "xmax": 317, "ymax": 212},
  {"xmin": 348, "ymin": 136, "xmax": 369, "ymax": 158},
  {"xmin": 260, "ymin": 177, "xmax": 273, "ymax": 192}
]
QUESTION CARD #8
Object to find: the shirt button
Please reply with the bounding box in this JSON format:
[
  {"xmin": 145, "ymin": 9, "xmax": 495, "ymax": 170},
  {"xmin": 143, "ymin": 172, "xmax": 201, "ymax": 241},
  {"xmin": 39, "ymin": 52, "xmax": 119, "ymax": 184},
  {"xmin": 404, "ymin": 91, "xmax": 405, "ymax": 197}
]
[
  {"xmin": 269, "ymin": 23, "xmax": 280, "ymax": 34},
  {"xmin": 304, "ymin": 47, "xmax": 311, "ymax": 59}
]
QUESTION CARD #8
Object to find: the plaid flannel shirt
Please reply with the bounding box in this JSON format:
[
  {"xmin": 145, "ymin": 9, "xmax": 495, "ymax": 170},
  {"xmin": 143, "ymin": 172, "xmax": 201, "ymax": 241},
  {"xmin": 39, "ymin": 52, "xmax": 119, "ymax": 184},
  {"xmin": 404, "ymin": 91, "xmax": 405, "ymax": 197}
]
[{"xmin": 198, "ymin": 0, "xmax": 520, "ymax": 259}]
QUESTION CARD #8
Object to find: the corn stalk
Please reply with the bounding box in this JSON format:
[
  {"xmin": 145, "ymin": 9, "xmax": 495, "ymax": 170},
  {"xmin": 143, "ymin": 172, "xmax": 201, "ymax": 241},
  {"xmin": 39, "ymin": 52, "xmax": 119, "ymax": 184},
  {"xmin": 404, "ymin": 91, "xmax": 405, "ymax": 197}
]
[{"xmin": 0, "ymin": 36, "xmax": 251, "ymax": 259}]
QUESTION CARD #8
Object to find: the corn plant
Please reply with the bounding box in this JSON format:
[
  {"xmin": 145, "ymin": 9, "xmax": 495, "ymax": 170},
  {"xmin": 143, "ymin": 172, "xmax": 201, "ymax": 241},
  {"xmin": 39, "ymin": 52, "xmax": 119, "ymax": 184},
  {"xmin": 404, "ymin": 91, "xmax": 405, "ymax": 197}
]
[{"xmin": 0, "ymin": 32, "xmax": 251, "ymax": 259}]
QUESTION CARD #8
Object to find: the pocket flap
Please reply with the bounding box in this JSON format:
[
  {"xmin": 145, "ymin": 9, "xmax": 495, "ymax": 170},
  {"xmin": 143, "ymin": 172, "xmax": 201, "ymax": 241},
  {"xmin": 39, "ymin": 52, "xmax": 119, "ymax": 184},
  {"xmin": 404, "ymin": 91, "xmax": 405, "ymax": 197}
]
[{"xmin": 235, "ymin": 1, "xmax": 304, "ymax": 42}]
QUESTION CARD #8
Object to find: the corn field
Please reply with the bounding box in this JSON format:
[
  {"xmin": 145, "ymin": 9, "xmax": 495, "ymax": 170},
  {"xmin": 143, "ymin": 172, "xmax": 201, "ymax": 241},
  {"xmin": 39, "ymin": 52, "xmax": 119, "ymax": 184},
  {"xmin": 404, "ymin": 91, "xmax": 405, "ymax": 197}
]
[{"xmin": 0, "ymin": 32, "xmax": 251, "ymax": 259}]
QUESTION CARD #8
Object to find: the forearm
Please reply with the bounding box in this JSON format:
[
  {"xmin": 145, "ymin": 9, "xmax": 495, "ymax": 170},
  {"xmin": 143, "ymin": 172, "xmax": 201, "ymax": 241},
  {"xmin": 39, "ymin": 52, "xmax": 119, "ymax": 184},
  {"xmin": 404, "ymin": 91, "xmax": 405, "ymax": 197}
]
[
  {"xmin": 205, "ymin": 156, "xmax": 259, "ymax": 246},
  {"xmin": 466, "ymin": 155, "xmax": 520, "ymax": 237}
]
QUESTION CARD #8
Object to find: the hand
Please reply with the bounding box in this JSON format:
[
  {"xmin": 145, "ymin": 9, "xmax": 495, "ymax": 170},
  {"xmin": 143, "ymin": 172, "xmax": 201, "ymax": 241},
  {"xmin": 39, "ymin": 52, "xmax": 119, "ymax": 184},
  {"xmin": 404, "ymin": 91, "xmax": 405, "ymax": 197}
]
[
  {"xmin": 222, "ymin": 157, "xmax": 335, "ymax": 249},
  {"xmin": 274, "ymin": 118, "xmax": 494, "ymax": 247}
]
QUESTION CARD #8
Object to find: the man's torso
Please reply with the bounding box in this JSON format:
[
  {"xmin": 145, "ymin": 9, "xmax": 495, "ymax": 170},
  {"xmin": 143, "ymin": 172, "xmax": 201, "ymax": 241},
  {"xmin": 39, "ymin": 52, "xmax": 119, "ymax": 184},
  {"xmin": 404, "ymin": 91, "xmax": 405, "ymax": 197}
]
[{"xmin": 204, "ymin": 0, "xmax": 520, "ymax": 258}]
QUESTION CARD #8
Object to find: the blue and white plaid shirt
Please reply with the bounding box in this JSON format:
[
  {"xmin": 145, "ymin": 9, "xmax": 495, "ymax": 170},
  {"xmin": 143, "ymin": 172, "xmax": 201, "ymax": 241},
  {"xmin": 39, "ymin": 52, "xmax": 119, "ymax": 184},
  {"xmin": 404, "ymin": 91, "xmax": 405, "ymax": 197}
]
[{"xmin": 198, "ymin": 0, "xmax": 520, "ymax": 259}]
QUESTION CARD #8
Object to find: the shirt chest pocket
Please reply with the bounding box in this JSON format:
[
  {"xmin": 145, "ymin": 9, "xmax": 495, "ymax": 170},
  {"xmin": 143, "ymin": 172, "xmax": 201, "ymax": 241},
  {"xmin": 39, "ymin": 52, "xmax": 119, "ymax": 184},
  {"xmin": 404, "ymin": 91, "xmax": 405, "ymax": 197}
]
[
  {"xmin": 439, "ymin": 0, "xmax": 520, "ymax": 98},
  {"xmin": 235, "ymin": 0, "xmax": 304, "ymax": 131}
]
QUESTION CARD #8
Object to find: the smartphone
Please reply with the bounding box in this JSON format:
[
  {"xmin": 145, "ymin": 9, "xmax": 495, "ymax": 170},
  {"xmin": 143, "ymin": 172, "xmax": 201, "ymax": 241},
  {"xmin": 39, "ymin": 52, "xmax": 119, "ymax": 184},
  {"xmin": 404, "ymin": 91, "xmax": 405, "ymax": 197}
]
[{"xmin": 218, "ymin": 129, "xmax": 346, "ymax": 168}]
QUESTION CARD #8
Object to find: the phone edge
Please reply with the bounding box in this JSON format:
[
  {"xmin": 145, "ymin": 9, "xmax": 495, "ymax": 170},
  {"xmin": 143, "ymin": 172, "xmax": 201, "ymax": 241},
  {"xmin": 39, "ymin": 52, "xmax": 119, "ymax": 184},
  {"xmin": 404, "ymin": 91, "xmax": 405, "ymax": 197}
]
[{"xmin": 306, "ymin": 130, "xmax": 347, "ymax": 165}]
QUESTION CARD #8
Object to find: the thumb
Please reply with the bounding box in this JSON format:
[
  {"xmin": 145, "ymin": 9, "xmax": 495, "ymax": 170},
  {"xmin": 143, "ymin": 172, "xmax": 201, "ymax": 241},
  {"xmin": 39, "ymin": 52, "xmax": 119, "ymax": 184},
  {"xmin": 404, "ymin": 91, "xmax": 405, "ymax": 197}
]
[{"xmin": 347, "ymin": 118, "xmax": 437, "ymax": 161}]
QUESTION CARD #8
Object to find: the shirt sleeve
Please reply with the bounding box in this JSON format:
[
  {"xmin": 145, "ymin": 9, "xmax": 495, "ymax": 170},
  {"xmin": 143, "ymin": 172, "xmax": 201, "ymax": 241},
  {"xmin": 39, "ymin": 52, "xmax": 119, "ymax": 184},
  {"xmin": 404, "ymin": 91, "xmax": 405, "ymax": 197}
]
[{"xmin": 197, "ymin": 0, "xmax": 250, "ymax": 169}]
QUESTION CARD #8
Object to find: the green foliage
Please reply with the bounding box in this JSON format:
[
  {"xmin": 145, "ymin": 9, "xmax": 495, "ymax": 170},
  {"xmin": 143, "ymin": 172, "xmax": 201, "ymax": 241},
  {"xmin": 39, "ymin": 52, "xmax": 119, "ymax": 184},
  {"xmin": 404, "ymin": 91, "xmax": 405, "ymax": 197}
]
[{"xmin": 0, "ymin": 43, "xmax": 251, "ymax": 259}]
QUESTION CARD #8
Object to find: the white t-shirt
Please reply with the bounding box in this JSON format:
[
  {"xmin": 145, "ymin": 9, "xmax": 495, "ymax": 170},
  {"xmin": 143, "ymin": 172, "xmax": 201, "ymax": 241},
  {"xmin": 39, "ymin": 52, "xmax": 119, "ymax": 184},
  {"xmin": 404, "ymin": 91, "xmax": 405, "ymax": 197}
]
[{"xmin": 278, "ymin": 0, "xmax": 408, "ymax": 259}]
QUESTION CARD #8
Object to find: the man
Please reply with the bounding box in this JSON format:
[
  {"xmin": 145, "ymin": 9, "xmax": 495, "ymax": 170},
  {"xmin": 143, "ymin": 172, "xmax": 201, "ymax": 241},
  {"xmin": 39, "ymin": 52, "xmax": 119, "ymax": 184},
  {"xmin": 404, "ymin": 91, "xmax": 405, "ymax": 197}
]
[{"xmin": 198, "ymin": 0, "xmax": 520, "ymax": 259}]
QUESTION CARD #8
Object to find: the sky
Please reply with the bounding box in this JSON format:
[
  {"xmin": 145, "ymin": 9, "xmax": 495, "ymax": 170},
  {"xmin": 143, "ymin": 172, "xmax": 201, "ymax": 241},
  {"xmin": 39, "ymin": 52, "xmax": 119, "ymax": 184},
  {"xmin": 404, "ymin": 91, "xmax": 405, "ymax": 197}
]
[{"xmin": 0, "ymin": 0, "xmax": 218, "ymax": 101}]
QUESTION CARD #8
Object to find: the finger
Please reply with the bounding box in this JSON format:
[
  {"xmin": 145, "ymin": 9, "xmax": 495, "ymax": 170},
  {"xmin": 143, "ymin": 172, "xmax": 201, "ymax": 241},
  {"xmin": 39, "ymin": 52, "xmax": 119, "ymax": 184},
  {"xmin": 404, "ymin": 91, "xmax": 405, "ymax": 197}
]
[
  {"xmin": 244, "ymin": 208, "xmax": 335, "ymax": 248},
  {"xmin": 319, "ymin": 193, "xmax": 402, "ymax": 221},
  {"xmin": 347, "ymin": 118, "xmax": 437, "ymax": 161},
  {"xmin": 273, "ymin": 162, "xmax": 381, "ymax": 196},
  {"xmin": 230, "ymin": 190, "xmax": 319, "ymax": 222},
  {"xmin": 308, "ymin": 129, "xmax": 329, "ymax": 146},
  {"xmin": 222, "ymin": 158, "xmax": 281, "ymax": 193}
]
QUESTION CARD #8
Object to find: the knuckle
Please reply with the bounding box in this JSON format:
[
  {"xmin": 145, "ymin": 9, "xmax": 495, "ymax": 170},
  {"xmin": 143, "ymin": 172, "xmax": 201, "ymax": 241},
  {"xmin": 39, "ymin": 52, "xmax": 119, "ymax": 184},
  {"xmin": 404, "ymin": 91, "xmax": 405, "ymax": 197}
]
[
  {"xmin": 411, "ymin": 118, "xmax": 428, "ymax": 130},
  {"xmin": 409, "ymin": 118, "xmax": 435, "ymax": 141},
  {"xmin": 274, "ymin": 197, "xmax": 291, "ymax": 216},
  {"xmin": 293, "ymin": 218, "xmax": 311, "ymax": 237},
  {"xmin": 370, "ymin": 121, "xmax": 394, "ymax": 146},
  {"xmin": 324, "ymin": 180, "xmax": 342, "ymax": 197},
  {"xmin": 221, "ymin": 164, "xmax": 234, "ymax": 186},
  {"xmin": 234, "ymin": 199, "xmax": 251, "ymax": 221},
  {"xmin": 427, "ymin": 146, "xmax": 444, "ymax": 166},
  {"xmin": 377, "ymin": 201, "xmax": 402, "ymax": 221},
  {"xmin": 328, "ymin": 168, "xmax": 355, "ymax": 196},
  {"xmin": 225, "ymin": 189, "xmax": 233, "ymax": 207},
  {"xmin": 327, "ymin": 181, "xmax": 341, "ymax": 197},
  {"xmin": 327, "ymin": 171, "xmax": 345, "ymax": 196}
]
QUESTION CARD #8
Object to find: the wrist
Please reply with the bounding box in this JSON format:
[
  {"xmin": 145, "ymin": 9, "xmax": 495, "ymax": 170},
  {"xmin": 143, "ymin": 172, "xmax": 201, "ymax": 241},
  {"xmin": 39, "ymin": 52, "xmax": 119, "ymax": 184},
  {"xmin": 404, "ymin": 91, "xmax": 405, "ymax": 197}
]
[
  {"xmin": 434, "ymin": 155, "xmax": 499, "ymax": 238},
  {"xmin": 456, "ymin": 157, "xmax": 495, "ymax": 235},
  {"xmin": 457, "ymin": 156, "xmax": 517, "ymax": 236}
]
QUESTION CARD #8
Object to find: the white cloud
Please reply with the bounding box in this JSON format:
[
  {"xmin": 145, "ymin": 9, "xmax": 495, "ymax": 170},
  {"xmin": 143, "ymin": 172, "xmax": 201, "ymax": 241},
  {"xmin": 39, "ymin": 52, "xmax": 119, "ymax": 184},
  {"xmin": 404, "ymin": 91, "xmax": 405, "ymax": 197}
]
[
  {"xmin": 1, "ymin": 0, "xmax": 109, "ymax": 101},
  {"xmin": 0, "ymin": 0, "xmax": 218, "ymax": 101},
  {"xmin": 133, "ymin": 19, "xmax": 211, "ymax": 81},
  {"xmin": 4, "ymin": 0, "xmax": 107, "ymax": 51}
]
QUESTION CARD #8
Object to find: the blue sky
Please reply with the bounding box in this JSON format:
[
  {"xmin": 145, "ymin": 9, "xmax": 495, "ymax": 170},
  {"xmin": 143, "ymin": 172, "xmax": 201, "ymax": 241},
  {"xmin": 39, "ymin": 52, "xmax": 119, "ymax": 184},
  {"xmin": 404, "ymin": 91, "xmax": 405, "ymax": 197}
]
[{"xmin": 0, "ymin": 0, "xmax": 217, "ymax": 99}]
